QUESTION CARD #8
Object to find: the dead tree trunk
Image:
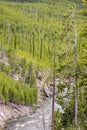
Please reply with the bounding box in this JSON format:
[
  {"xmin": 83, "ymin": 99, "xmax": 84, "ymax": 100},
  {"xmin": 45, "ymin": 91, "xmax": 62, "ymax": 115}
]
[
  {"xmin": 72, "ymin": 8, "xmax": 78, "ymax": 130},
  {"xmin": 32, "ymin": 32, "xmax": 35, "ymax": 58},
  {"xmin": 52, "ymin": 35, "xmax": 56, "ymax": 130}
]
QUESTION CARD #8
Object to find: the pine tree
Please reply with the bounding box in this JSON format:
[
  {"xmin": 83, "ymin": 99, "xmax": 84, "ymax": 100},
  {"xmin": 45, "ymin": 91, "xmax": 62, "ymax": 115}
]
[{"xmin": 55, "ymin": 4, "xmax": 79, "ymax": 129}]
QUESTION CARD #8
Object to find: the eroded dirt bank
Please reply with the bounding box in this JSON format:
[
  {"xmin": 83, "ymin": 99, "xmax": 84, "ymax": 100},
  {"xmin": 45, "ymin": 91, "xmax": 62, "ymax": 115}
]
[{"xmin": 0, "ymin": 102, "xmax": 32, "ymax": 129}]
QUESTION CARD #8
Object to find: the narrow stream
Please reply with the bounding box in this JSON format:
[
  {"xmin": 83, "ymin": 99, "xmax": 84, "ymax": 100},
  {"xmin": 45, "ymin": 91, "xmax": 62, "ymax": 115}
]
[{"xmin": 4, "ymin": 98, "xmax": 64, "ymax": 130}]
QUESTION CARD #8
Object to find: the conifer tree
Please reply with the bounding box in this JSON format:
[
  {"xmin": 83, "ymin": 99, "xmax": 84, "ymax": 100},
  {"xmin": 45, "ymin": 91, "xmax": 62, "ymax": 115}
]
[{"xmin": 55, "ymin": 4, "xmax": 79, "ymax": 129}]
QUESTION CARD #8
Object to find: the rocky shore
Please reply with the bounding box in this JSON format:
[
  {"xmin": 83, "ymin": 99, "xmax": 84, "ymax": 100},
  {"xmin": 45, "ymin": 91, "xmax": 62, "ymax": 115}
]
[{"xmin": 0, "ymin": 102, "xmax": 32, "ymax": 130}]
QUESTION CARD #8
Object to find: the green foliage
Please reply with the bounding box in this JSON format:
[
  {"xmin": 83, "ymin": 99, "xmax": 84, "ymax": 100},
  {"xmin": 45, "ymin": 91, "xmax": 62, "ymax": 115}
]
[
  {"xmin": 54, "ymin": 3, "xmax": 87, "ymax": 130},
  {"xmin": 0, "ymin": 72, "xmax": 38, "ymax": 105},
  {"xmin": 0, "ymin": 0, "xmax": 86, "ymax": 129},
  {"xmin": 0, "ymin": 0, "xmax": 71, "ymax": 69}
]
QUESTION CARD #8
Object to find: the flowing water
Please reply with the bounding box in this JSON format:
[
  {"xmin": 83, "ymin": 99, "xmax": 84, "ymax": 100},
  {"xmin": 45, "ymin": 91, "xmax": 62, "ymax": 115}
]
[{"xmin": 4, "ymin": 98, "xmax": 64, "ymax": 130}]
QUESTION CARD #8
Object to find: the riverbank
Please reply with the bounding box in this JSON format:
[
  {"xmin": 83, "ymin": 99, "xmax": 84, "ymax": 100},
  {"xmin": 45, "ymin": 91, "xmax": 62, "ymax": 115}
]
[
  {"xmin": 3, "ymin": 98, "xmax": 64, "ymax": 130},
  {"xmin": 0, "ymin": 102, "xmax": 34, "ymax": 129}
]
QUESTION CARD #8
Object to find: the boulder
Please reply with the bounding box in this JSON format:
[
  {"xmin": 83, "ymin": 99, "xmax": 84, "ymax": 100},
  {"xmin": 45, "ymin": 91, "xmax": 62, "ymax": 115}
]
[{"xmin": 43, "ymin": 86, "xmax": 52, "ymax": 97}]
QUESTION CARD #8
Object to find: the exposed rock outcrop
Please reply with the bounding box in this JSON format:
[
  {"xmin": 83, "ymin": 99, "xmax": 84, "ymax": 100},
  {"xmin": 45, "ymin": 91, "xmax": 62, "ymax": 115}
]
[{"xmin": 0, "ymin": 102, "xmax": 31, "ymax": 129}]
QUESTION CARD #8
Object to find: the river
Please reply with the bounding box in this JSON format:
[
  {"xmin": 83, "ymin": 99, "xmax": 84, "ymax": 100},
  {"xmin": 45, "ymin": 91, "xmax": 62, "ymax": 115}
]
[{"xmin": 4, "ymin": 98, "xmax": 64, "ymax": 130}]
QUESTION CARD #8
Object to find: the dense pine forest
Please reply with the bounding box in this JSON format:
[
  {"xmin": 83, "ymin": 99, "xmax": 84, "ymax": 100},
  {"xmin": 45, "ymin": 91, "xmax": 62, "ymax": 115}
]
[{"xmin": 0, "ymin": 0, "xmax": 87, "ymax": 130}]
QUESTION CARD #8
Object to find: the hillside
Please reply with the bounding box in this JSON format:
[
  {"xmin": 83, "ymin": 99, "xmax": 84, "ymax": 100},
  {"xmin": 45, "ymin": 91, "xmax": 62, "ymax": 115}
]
[
  {"xmin": 0, "ymin": 0, "xmax": 87, "ymax": 129},
  {"xmin": 0, "ymin": 0, "xmax": 74, "ymax": 105}
]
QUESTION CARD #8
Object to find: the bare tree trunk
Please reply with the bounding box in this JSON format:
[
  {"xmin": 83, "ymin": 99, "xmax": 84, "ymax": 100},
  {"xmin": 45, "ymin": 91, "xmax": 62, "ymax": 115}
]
[
  {"xmin": 20, "ymin": 23, "xmax": 22, "ymax": 46},
  {"xmin": 52, "ymin": 37, "xmax": 56, "ymax": 130},
  {"xmin": 72, "ymin": 8, "xmax": 78, "ymax": 130},
  {"xmin": 32, "ymin": 32, "xmax": 35, "ymax": 58},
  {"xmin": 3, "ymin": 19, "xmax": 5, "ymax": 46},
  {"xmin": 36, "ymin": 8, "xmax": 38, "ymax": 22},
  {"xmin": 40, "ymin": 38, "xmax": 43, "ymax": 59},
  {"xmin": 42, "ymin": 85, "xmax": 45, "ymax": 130},
  {"xmin": 13, "ymin": 27, "xmax": 16, "ymax": 50}
]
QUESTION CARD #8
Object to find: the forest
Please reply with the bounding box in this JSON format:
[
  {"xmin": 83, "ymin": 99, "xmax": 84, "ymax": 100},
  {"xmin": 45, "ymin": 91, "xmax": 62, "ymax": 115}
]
[{"xmin": 0, "ymin": 0, "xmax": 87, "ymax": 130}]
